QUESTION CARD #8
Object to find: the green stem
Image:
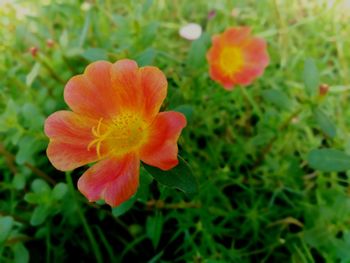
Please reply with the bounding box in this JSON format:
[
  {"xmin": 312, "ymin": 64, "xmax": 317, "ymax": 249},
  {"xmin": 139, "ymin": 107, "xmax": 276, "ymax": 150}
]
[
  {"xmin": 37, "ymin": 55, "xmax": 65, "ymax": 84},
  {"xmin": 46, "ymin": 222, "xmax": 51, "ymax": 263},
  {"xmin": 272, "ymin": 0, "xmax": 288, "ymax": 68},
  {"xmin": 0, "ymin": 143, "xmax": 56, "ymax": 185},
  {"xmin": 239, "ymin": 86, "xmax": 263, "ymax": 117},
  {"xmin": 252, "ymin": 107, "xmax": 303, "ymax": 169},
  {"xmin": 65, "ymin": 172, "xmax": 103, "ymax": 263},
  {"xmin": 95, "ymin": 226, "xmax": 115, "ymax": 261}
]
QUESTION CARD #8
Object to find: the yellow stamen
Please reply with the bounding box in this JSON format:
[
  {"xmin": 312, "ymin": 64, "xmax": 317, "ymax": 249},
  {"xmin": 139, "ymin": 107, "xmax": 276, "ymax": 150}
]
[
  {"xmin": 87, "ymin": 113, "xmax": 149, "ymax": 158},
  {"xmin": 220, "ymin": 47, "xmax": 244, "ymax": 75},
  {"xmin": 88, "ymin": 118, "xmax": 108, "ymax": 159}
]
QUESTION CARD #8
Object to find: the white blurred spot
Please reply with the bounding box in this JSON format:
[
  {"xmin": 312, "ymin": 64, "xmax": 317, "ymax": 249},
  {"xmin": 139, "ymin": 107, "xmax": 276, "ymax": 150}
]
[
  {"xmin": 179, "ymin": 23, "xmax": 202, "ymax": 41},
  {"xmin": 231, "ymin": 8, "xmax": 240, "ymax": 17},
  {"xmin": 81, "ymin": 2, "xmax": 92, "ymax": 12}
]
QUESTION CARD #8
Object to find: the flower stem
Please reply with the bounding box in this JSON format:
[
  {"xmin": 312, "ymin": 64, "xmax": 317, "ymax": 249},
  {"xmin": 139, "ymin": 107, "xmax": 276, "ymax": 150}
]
[
  {"xmin": 239, "ymin": 86, "xmax": 263, "ymax": 117},
  {"xmin": 37, "ymin": 55, "xmax": 65, "ymax": 84},
  {"xmin": 65, "ymin": 172, "xmax": 103, "ymax": 263},
  {"xmin": 252, "ymin": 108, "xmax": 303, "ymax": 169},
  {"xmin": 0, "ymin": 143, "xmax": 56, "ymax": 185}
]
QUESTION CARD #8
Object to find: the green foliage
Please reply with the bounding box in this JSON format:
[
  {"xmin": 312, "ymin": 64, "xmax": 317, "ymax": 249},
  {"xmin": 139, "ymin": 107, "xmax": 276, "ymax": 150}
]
[
  {"xmin": 0, "ymin": 216, "xmax": 14, "ymax": 243},
  {"xmin": 174, "ymin": 104, "xmax": 194, "ymax": 121},
  {"xmin": 313, "ymin": 107, "xmax": 336, "ymax": 138},
  {"xmin": 1, "ymin": 0, "xmax": 350, "ymax": 262},
  {"xmin": 12, "ymin": 243, "xmax": 29, "ymax": 263},
  {"xmin": 24, "ymin": 179, "xmax": 69, "ymax": 226},
  {"xmin": 81, "ymin": 48, "xmax": 108, "ymax": 62},
  {"xmin": 146, "ymin": 212, "xmax": 163, "ymax": 249},
  {"xmin": 303, "ymin": 58, "xmax": 319, "ymax": 97},
  {"xmin": 186, "ymin": 33, "xmax": 211, "ymax": 69},
  {"xmin": 262, "ymin": 89, "xmax": 293, "ymax": 111},
  {"xmin": 112, "ymin": 195, "xmax": 137, "ymax": 217},
  {"xmin": 143, "ymin": 156, "xmax": 198, "ymax": 195},
  {"xmin": 308, "ymin": 149, "xmax": 350, "ymax": 172}
]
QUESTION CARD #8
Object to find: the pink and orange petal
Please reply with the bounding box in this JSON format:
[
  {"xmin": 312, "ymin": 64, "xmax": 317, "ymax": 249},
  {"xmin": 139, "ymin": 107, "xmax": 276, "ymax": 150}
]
[
  {"xmin": 140, "ymin": 111, "xmax": 187, "ymax": 171},
  {"xmin": 77, "ymin": 154, "xmax": 139, "ymax": 207},
  {"xmin": 45, "ymin": 111, "xmax": 101, "ymax": 171}
]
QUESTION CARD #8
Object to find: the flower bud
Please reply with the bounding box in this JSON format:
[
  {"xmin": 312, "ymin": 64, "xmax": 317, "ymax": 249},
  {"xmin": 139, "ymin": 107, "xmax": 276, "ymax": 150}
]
[
  {"xmin": 29, "ymin": 46, "xmax": 38, "ymax": 57},
  {"xmin": 319, "ymin": 84, "xmax": 329, "ymax": 96},
  {"xmin": 46, "ymin": 39, "xmax": 55, "ymax": 48}
]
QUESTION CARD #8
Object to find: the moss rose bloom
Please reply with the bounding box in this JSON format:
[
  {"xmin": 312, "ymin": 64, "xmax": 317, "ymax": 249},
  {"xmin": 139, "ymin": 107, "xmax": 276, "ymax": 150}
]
[
  {"xmin": 206, "ymin": 26, "xmax": 269, "ymax": 90},
  {"xmin": 44, "ymin": 59, "xmax": 187, "ymax": 207}
]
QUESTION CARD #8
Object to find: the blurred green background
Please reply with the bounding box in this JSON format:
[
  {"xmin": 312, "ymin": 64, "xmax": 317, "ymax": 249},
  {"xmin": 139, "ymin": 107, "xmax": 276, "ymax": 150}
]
[{"xmin": 1, "ymin": 0, "xmax": 350, "ymax": 262}]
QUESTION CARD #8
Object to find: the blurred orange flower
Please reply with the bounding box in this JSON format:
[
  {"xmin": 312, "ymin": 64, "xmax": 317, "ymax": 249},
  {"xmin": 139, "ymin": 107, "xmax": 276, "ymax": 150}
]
[
  {"xmin": 206, "ymin": 27, "xmax": 269, "ymax": 90},
  {"xmin": 44, "ymin": 59, "xmax": 186, "ymax": 207}
]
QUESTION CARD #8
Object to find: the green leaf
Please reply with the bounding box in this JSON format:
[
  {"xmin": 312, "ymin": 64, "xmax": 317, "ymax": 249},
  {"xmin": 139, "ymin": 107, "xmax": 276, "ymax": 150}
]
[
  {"xmin": 34, "ymin": 227, "xmax": 47, "ymax": 239},
  {"xmin": 15, "ymin": 135, "xmax": 41, "ymax": 165},
  {"xmin": 65, "ymin": 47, "xmax": 84, "ymax": 57},
  {"xmin": 21, "ymin": 103, "xmax": 44, "ymax": 130},
  {"xmin": 13, "ymin": 243, "xmax": 29, "ymax": 263},
  {"xmin": 345, "ymin": 231, "xmax": 350, "ymax": 246},
  {"xmin": 303, "ymin": 58, "xmax": 319, "ymax": 97},
  {"xmin": 146, "ymin": 213, "xmax": 163, "ymax": 249},
  {"xmin": 26, "ymin": 62, "xmax": 41, "ymax": 87},
  {"xmin": 304, "ymin": 226, "xmax": 332, "ymax": 248},
  {"xmin": 143, "ymin": 156, "xmax": 198, "ymax": 194},
  {"xmin": 78, "ymin": 11, "xmax": 91, "ymax": 47},
  {"xmin": 134, "ymin": 47, "xmax": 156, "ymax": 66},
  {"xmin": 12, "ymin": 173, "xmax": 26, "ymax": 190},
  {"xmin": 0, "ymin": 99, "xmax": 19, "ymax": 132},
  {"xmin": 251, "ymin": 131, "xmax": 275, "ymax": 146},
  {"xmin": 261, "ymin": 89, "xmax": 292, "ymax": 110},
  {"xmin": 30, "ymin": 205, "xmax": 50, "ymax": 226},
  {"xmin": 24, "ymin": 193, "xmax": 40, "ymax": 204},
  {"xmin": 186, "ymin": 33, "xmax": 210, "ymax": 69},
  {"xmin": 138, "ymin": 22, "xmax": 158, "ymax": 47},
  {"xmin": 52, "ymin": 183, "xmax": 68, "ymax": 200},
  {"xmin": 31, "ymin": 179, "xmax": 51, "ymax": 194},
  {"xmin": 308, "ymin": 149, "xmax": 350, "ymax": 172},
  {"xmin": 142, "ymin": 0, "xmax": 154, "ymax": 12},
  {"xmin": 112, "ymin": 195, "xmax": 137, "ymax": 217},
  {"xmin": 59, "ymin": 30, "xmax": 69, "ymax": 47},
  {"xmin": 328, "ymin": 85, "xmax": 350, "ymax": 93},
  {"xmin": 148, "ymin": 251, "xmax": 164, "ymax": 263},
  {"xmin": 81, "ymin": 48, "xmax": 108, "ymax": 61},
  {"xmin": 0, "ymin": 216, "xmax": 14, "ymax": 242},
  {"xmin": 313, "ymin": 108, "xmax": 336, "ymax": 138},
  {"xmin": 137, "ymin": 169, "xmax": 153, "ymax": 202},
  {"xmin": 174, "ymin": 105, "xmax": 194, "ymax": 121}
]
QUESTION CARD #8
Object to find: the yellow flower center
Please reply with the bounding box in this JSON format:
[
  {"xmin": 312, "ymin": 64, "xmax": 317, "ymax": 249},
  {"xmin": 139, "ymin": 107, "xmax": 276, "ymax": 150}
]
[
  {"xmin": 219, "ymin": 47, "xmax": 244, "ymax": 75},
  {"xmin": 88, "ymin": 112, "xmax": 149, "ymax": 158}
]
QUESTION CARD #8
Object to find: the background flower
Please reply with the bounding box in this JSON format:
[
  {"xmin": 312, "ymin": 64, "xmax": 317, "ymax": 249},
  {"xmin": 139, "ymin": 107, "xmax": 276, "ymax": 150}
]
[{"xmin": 206, "ymin": 26, "xmax": 269, "ymax": 90}]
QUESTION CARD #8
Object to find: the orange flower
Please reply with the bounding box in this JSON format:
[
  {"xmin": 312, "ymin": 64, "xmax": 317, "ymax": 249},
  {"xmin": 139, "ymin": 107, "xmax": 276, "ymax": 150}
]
[
  {"xmin": 206, "ymin": 27, "xmax": 269, "ymax": 90},
  {"xmin": 44, "ymin": 59, "xmax": 187, "ymax": 207}
]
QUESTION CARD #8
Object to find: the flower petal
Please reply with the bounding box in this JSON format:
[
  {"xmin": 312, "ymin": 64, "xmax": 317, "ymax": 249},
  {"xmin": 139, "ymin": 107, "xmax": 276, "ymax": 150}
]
[
  {"xmin": 139, "ymin": 66, "xmax": 167, "ymax": 120},
  {"xmin": 234, "ymin": 67, "xmax": 265, "ymax": 86},
  {"xmin": 209, "ymin": 66, "xmax": 235, "ymax": 90},
  {"xmin": 111, "ymin": 60, "xmax": 167, "ymax": 121},
  {"xmin": 223, "ymin": 26, "xmax": 251, "ymax": 45},
  {"xmin": 77, "ymin": 154, "xmax": 139, "ymax": 207},
  {"xmin": 110, "ymin": 59, "xmax": 140, "ymax": 110},
  {"xmin": 44, "ymin": 111, "xmax": 99, "ymax": 171},
  {"xmin": 140, "ymin": 111, "xmax": 187, "ymax": 170},
  {"xmin": 243, "ymin": 38, "xmax": 269, "ymax": 67},
  {"xmin": 64, "ymin": 61, "xmax": 119, "ymax": 119}
]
